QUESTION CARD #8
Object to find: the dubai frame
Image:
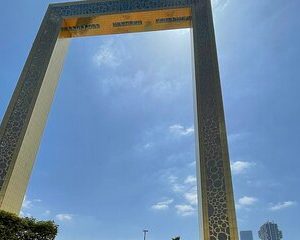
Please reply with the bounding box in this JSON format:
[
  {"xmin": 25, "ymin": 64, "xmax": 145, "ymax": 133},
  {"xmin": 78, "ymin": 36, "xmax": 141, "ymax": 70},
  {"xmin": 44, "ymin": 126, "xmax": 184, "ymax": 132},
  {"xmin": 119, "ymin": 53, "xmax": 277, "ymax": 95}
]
[{"xmin": 0, "ymin": 0, "xmax": 239, "ymax": 239}]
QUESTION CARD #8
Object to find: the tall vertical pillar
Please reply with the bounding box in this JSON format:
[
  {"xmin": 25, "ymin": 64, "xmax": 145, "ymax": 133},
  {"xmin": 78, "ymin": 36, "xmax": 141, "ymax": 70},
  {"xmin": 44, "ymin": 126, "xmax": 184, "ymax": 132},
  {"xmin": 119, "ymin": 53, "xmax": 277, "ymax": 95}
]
[
  {"xmin": 192, "ymin": 0, "xmax": 239, "ymax": 239},
  {"xmin": 0, "ymin": 8, "xmax": 68, "ymax": 214}
]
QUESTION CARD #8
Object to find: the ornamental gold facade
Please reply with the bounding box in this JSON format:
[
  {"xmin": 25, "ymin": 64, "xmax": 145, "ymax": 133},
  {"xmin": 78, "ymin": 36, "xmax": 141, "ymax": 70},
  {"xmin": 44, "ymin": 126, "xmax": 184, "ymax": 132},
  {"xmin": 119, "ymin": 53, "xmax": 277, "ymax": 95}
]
[{"xmin": 0, "ymin": 1, "xmax": 239, "ymax": 239}]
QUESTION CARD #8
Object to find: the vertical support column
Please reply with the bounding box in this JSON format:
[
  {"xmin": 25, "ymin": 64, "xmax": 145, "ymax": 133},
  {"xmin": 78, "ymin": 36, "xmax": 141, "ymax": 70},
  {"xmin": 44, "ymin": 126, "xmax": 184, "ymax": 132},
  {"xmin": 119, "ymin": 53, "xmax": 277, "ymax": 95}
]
[
  {"xmin": 0, "ymin": 7, "xmax": 66, "ymax": 214},
  {"xmin": 192, "ymin": 0, "xmax": 239, "ymax": 239}
]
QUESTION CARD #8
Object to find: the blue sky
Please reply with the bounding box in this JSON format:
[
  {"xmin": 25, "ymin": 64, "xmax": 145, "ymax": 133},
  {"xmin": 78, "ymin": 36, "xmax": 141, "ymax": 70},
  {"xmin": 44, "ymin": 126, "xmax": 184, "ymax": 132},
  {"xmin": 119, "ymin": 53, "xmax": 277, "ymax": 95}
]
[{"xmin": 0, "ymin": 0, "xmax": 299, "ymax": 240}]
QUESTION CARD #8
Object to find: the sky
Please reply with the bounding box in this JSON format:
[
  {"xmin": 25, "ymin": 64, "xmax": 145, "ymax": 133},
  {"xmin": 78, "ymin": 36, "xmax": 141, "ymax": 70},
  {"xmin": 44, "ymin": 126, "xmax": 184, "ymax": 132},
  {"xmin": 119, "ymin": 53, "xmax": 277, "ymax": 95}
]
[{"xmin": 0, "ymin": 0, "xmax": 299, "ymax": 240}]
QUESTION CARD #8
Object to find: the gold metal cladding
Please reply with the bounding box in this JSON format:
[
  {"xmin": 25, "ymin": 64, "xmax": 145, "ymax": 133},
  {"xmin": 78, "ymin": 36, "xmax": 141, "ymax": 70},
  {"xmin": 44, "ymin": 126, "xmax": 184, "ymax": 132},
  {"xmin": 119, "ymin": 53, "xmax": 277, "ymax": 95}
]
[
  {"xmin": 60, "ymin": 8, "xmax": 192, "ymax": 38},
  {"xmin": 0, "ymin": 0, "xmax": 239, "ymax": 239},
  {"xmin": 0, "ymin": 39, "xmax": 69, "ymax": 213}
]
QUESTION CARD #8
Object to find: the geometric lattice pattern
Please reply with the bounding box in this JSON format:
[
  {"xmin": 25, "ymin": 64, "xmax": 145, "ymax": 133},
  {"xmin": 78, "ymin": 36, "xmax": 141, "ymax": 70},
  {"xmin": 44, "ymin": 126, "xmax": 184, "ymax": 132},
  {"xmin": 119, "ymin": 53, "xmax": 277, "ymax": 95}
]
[
  {"xmin": 52, "ymin": 0, "xmax": 192, "ymax": 16},
  {"xmin": 202, "ymin": 94, "xmax": 231, "ymax": 239},
  {"xmin": 0, "ymin": 10, "xmax": 61, "ymax": 189},
  {"xmin": 0, "ymin": 16, "xmax": 58, "ymax": 192}
]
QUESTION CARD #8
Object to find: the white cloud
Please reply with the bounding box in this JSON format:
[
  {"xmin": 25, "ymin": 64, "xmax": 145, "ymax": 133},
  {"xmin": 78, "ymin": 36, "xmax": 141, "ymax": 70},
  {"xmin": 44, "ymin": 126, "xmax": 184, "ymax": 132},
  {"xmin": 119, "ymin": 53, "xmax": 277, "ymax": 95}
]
[
  {"xmin": 167, "ymin": 174, "xmax": 198, "ymax": 208},
  {"xmin": 235, "ymin": 204, "xmax": 242, "ymax": 210},
  {"xmin": 162, "ymin": 173, "xmax": 200, "ymax": 215},
  {"xmin": 169, "ymin": 124, "xmax": 194, "ymax": 136},
  {"xmin": 228, "ymin": 132, "xmax": 252, "ymax": 144},
  {"xmin": 238, "ymin": 196, "xmax": 258, "ymax": 206},
  {"xmin": 188, "ymin": 161, "xmax": 196, "ymax": 168},
  {"xmin": 22, "ymin": 196, "xmax": 32, "ymax": 209},
  {"xmin": 184, "ymin": 175, "xmax": 197, "ymax": 184},
  {"xmin": 212, "ymin": 0, "xmax": 229, "ymax": 10},
  {"xmin": 167, "ymin": 175, "xmax": 185, "ymax": 192},
  {"xmin": 20, "ymin": 196, "xmax": 42, "ymax": 217},
  {"xmin": 269, "ymin": 201, "xmax": 297, "ymax": 211},
  {"xmin": 21, "ymin": 195, "xmax": 42, "ymax": 209},
  {"xmin": 183, "ymin": 176, "xmax": 198, "ymax": 205},
  {"xmin": 99, "ymin": 70, "xmax": 145, "ymax": 96},
  {"xmin": 173, "ymin": 183, "xmax": 185, "ymax": 193},
  {"xmin": 56, "ymin": 214, "xmax": 73, "ymax": 221},
  {"xmin": 184, "ymin": 187, "xmax": 198, "ymax": 206},
  {"xmin": 44, "ymin": 210, "xmax": 51, "ymax": 215},
  {"xmin": 236, "ymin": 196, "xmax": 258, "ymax": 210},
  {"xmin": 231, "ymin": 161, "xmax": 256, "ymax": 175},
  {"xmin": 135, "ymin": 142, "xmax": 154, "ymax": 152},
  {"xmin": 175, "ymin": 204, "xmax": 196, "ymax": 216},
  {"xmin": 151, "ymin": 204, "xmax": 168, "ymax": 210},
  {"xmin": 95, "ymin": 52, "xmax": 186, "ymax": 99},
  {"xmin": 20, "ymin": 211, "xmax": 31, "ymax": 218},
  {"xmin": 93, "ymin": 40, "xmax": 122, "ymax": 68},
  {"xmin": 143, "ymin": 143, "xmax": 153, "ymax": 150},
  {"xmin": 151, "ymin": 199, "xmax": 174, "ymax": 210},
  {"xmin": 168, "ymin": 175, "xmax": 178, "ymax": 184}
]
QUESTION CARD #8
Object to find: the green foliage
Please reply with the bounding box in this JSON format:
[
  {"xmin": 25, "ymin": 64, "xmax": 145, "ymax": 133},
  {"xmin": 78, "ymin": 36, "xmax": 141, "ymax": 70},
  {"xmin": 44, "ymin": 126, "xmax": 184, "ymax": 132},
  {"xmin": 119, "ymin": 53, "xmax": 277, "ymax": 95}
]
[
  {"xmin": 0, "ymin": 210, "xmax": 57, "ymax": 240},
  {"xmin": 172, "ymin": 236, "xmax": 180, "ymax": 240}
]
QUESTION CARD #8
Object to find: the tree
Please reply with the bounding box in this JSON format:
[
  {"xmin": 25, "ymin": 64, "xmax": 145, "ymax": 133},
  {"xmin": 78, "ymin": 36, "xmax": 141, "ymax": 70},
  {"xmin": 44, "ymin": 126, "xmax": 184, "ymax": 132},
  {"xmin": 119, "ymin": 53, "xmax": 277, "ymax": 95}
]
[
  {"xmin": 172, "ymin": 236, "xmax": 180, "ymax": 240},
  {"xmin": 0, "ymin": 210, "xmax": 58, "ymax": 240}
]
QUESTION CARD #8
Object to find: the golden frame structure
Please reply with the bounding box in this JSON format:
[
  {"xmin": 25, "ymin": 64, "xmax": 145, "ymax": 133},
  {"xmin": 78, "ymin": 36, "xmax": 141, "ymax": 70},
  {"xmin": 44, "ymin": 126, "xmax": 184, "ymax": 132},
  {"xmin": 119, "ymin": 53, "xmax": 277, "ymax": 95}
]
[{"xmin": 0, "ymin": 0, "xmax": 239, "ymax": 239}]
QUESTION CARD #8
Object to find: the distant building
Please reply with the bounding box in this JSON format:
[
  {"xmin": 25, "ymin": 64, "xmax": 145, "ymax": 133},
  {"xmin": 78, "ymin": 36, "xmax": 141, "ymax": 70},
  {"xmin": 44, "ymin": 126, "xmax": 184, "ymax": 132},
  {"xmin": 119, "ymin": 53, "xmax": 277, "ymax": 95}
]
[
  {"xmin": 240, "ymin": 230, "xmax": 253, "ymax": 240},
  {"xmin": 258, "ymin": 221, "xmax": 283, "ymax": 240}
]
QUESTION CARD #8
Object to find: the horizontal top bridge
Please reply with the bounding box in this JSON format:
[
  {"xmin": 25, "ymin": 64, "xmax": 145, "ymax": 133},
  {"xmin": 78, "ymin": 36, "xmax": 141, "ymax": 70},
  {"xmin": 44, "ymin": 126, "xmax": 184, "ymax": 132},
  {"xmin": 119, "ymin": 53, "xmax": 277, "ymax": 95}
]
[
  {"xmin": 49, "ymin": 0, "xmax": 193, "ymax": 38},
  {"xmin": 50, "ymin": 0, "xmax": 193, "ymax": 17}
]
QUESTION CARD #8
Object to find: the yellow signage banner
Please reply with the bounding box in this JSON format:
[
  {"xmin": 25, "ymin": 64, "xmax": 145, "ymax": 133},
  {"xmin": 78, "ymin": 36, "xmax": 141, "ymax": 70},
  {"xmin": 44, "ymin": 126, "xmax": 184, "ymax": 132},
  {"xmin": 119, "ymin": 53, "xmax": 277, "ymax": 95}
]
[{"xmin": 60, "ymin": 8, "xmax": 192, "ymax": 38}]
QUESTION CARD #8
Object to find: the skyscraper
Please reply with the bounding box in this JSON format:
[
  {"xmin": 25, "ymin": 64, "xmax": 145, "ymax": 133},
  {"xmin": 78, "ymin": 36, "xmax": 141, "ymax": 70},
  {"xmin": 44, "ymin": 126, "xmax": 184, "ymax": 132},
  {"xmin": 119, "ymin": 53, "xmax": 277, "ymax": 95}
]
[
  {"xmin": 258, "ymin": 221, "xmax": 283, "ymax": 240},
  {"xmin": 240, "ymin": 231, "xmax": 253, "ymax": 240}
]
